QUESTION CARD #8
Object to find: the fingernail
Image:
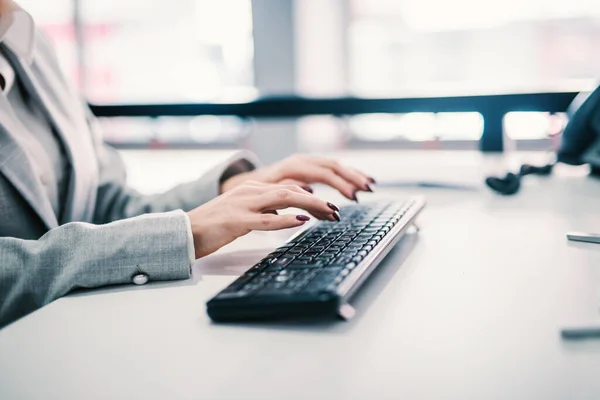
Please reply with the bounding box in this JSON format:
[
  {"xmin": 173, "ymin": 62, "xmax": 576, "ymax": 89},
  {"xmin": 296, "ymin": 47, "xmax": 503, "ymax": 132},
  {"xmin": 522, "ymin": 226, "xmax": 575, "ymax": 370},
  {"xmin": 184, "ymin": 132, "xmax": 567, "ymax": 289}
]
[
  {"xmin": 365, "ymin": 183, "xmax": 373, "ymax": 192},
  {"xmin": 368, "ymin": 177, "xmax": 377, "ymax": 184},
  {"xmin": 302, "ymin": 186, "xmax": 313, "ymax": 194},
  {"xmin": 326, "ymin": 202, "xmax": 340, "ymax": 212},
  {"xmin": 296, "ymin": 215, "xmax": 310, "ymax": 222},
  {"xmin": 352, "ymin": 193, "xmax": 359, "ymax": 202},
  {"xmin": 332, "ymin": 211, "xmax": 341, "ymax": 222}
]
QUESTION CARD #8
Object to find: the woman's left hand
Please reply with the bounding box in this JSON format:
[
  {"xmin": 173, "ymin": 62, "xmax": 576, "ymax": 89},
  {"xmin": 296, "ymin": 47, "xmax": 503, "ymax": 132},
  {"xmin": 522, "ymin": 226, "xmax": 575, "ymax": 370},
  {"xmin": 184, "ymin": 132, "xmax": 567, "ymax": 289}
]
[{"xmin": 220, "ymin": 154, "xmax": 375, "ymax": 201}]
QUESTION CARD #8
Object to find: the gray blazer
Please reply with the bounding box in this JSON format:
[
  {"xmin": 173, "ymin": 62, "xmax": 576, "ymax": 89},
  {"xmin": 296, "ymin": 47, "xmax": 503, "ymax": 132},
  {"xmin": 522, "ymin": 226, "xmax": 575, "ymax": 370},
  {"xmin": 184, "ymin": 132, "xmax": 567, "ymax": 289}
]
[{"xmin": 0, "ymin": 31, "xmax": 257, "ymax": 327}]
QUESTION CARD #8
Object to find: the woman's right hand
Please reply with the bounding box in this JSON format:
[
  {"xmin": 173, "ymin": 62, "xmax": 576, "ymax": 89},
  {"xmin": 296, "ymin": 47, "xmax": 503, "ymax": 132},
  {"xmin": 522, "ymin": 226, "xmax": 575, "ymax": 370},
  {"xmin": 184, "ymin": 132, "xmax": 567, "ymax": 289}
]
[{"xmin": 186, "ymin": 182, "xmax": 341, "ymax": 259}]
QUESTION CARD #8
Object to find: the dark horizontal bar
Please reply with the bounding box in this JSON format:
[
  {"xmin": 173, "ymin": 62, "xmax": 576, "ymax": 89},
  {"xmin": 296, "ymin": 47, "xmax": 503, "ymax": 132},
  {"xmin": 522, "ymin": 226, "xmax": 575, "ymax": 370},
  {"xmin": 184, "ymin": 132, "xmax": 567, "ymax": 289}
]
[{"xmin": 89, "ymin": 92, "xmax": 579, "ymax": 118}]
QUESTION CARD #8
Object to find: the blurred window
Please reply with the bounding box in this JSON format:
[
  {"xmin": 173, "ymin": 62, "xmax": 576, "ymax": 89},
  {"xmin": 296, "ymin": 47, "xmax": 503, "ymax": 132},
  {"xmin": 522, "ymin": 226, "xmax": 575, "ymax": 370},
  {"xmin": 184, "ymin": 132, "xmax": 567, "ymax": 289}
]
[
  {"xmin": 347, "ymin": 0, "xmax": 599, "ymax": 143},
  {"xmin": 348, "ymin": 112, "xmax": 483, "ymax": 142},
  {"xmin": 349, "ymin": 0, "xmax": 600, "ymax": 98},
  {"xmin": 18, "ymin": 1, "xmax": 590, "ymax": 148},
  {"xmin": 504, "ymin": 112, "xmax": 568, "ymax": 140},
  {"xmin": 22, "ymin": 0, "xmax": 255, "ymax": 104},
  {"xmin": 80, "ymin": 0, "xmax": 255, "ymax": 104},
  {"xmin": 21, "ymin": 0, "xmax": 254, "ymax": 146}
]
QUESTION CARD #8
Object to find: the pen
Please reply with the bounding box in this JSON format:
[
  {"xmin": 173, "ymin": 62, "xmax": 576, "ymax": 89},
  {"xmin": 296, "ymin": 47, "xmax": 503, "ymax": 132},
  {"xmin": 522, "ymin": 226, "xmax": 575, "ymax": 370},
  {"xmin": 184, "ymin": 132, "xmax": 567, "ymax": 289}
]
[
  {"xmin": 377, "ymin": 180, "xmax": 479, "ymax": 191},
  {"xmin": 560, "ymin": 326, "xmax": 600, "ymax": 340},
  {"xmin": 566, "ymin": 232, "xmax": 600, "ymax": 244}
]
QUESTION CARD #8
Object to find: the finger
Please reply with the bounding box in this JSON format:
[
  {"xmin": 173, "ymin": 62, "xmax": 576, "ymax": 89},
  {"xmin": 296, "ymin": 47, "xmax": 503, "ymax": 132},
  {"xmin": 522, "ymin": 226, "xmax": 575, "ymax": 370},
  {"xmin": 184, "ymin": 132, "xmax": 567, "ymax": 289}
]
[
  {"xmin": 294, "ymin": 165, "xmax": 358, "ymax": 201},
  {"xmin": 252, "ymin": 183, "xmax": 311, "ymax": 198},
  {"xmin": 247, "ymin": 213, "xmax": 312, "ymax": 231},
  {"xmin": 349, "ymin": 166, "xmax": 376, "ymax": 186},
  {"xmin": 356, "ymin": 168, "xmax": 377, "ymax": 184},
  {"xmin": 232, "ymin": 181, "xmax": 305, "ymax": 197},
  {"xmin": 254, "ymin": 186, "xmax": 339, "ymax": 216},
  {"xmin": 310, "ymin": 211, "xmax": 336, "ymax": 221},
  {"xmin": 312, "ymin": 157, "xmax": 372, "ymax": 192},
  {"xmin": 276, "ymin": 179, "xmax": 313, "ymax": 193}
]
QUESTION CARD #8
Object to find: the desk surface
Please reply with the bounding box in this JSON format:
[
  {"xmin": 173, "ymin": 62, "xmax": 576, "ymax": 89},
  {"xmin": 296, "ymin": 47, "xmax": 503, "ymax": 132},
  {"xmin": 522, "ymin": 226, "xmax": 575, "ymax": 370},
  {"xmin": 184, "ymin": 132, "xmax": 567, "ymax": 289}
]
[{"xmin": 1, "ymin": 151, "xmax": 600, "ymax": 400}]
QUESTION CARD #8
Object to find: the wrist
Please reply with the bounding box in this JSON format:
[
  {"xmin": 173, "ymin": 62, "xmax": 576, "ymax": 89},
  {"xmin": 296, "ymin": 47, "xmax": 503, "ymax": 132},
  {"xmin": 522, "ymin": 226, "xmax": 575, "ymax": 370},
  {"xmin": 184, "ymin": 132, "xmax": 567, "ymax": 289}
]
[
  {"xmin": 186, "ymin": 211, "xmax": 202, "ymax": 259},
  {"xmin": 220, "ymin": 171, "xmax": 251, "ymax": 193}
]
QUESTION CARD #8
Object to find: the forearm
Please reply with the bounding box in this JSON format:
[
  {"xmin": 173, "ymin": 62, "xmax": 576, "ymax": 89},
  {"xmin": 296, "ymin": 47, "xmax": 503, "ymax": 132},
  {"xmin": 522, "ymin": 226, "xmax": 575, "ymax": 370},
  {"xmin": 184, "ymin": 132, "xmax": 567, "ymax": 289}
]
[{"xmin": 0, "ymin": 210, "xmax": 191, "ymax": 328}]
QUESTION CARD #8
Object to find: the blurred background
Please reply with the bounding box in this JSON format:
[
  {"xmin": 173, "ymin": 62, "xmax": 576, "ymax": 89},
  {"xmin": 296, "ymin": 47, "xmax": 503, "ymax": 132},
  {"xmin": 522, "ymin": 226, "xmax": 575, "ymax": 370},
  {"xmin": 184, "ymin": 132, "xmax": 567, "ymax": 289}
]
[{"xmin": 18, "ymin": 0, "xmax": 600, "ymax": 162}]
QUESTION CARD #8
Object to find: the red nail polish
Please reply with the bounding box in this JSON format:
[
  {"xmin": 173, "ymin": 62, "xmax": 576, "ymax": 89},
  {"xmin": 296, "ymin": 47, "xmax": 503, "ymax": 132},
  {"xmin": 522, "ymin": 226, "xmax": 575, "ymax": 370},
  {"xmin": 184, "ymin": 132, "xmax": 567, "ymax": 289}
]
[
  {"xmin": 296, "ymin": 215, "xmax": 310, "ymax": 222},
  {"xmin": 351, "ymin": 193, "xmax": 359, "ymax": 202},
  {"xmin": 365, "ymin": 184, "xmax": 373, "ymax": 192},
  {"xmin": 332, "ymin": 211, "xmax": 341, "ymax": 222},
  {"xmin": 302, "ymin": 186, "xmax": 313, "ymax": 194},
  {"xmin": 368, "ymin": 177, "xmax": 377, "ymax": 184},
  {"xmin": 327, "ymin": 202, "xmax": 340, "ymax": 212}
]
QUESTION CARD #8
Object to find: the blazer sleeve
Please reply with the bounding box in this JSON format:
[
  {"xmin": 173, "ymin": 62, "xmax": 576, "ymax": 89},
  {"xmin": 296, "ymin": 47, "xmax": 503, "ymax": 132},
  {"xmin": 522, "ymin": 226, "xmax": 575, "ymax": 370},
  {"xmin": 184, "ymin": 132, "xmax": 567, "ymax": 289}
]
[
  {"xmin": 0, "ymin": 210, "xmax": 191, "ymax": 328},
  {"xmin": 92, "ymin": 140, "xmax": 260, "ymax": 224}
]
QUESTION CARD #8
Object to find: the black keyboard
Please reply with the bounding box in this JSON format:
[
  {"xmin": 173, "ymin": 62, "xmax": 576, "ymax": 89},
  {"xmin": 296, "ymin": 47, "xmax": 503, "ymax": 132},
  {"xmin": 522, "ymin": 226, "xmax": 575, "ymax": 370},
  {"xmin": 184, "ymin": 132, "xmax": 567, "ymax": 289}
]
[{"xmin": 207, "ymin": 198, "xmax": 425, "ymax": 321}]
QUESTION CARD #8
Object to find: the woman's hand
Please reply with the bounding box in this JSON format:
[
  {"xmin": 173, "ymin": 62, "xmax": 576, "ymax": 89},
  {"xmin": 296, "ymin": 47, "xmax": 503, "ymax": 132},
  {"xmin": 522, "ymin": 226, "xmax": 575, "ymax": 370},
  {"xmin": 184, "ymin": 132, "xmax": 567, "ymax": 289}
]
[
  {"xmin": 187, "ymin": 182, "xmax": 341, "ymax": 259},
  {"xmin": 220, "ymin": 154, "xmax": 375, "ymax": 201}
]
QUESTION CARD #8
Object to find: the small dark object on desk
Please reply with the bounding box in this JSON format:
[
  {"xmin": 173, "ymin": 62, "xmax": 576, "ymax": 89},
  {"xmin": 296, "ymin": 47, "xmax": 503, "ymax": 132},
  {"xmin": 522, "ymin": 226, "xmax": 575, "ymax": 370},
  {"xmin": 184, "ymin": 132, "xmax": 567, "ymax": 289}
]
[
  {"xmin": 561, "ymin": 326, "xmax": 600, "ymax": 340},
  {"xmin": 485, "ymin": 163, "xmax": 554, "ymax": 196}
]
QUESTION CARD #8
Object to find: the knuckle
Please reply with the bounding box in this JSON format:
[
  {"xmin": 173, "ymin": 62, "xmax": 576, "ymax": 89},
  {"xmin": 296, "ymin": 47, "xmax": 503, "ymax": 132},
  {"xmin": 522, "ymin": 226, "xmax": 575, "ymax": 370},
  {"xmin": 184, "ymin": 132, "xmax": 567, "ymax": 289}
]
[
  {"xmin": 324, "ymin": 170, "xmax": 338, "ymax": 181},
  {"xmin": 286, "ymin": 184, "xmax": 303, "ymax": 192},
  {"xmin": 259, "ymin": 213, "xmax": 276, "ymax": 227},
  {"xmin": 238, "ymin": 182, "xmax": 261, "ymax": 193},
  {"xmin": 289, "ymin": 154, "xmax": 305, "ymax": 163},
  {"xmin": 231, "ymin": 185, "xmax": 249, "ymax": 194},
  {"xmin": 275, "ymin": 188, "xmax": 292, "ymax": 200}
]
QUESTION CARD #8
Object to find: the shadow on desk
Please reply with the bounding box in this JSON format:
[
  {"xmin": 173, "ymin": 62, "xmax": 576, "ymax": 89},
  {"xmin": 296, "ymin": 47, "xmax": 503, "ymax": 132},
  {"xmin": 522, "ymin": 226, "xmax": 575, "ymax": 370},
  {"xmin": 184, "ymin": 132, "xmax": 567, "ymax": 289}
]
[
  {"xmin": 208, "ymin": 228, "xmax": 421, "ymax": 335},
  {"xmin": 67, "ymin": 227, "xmax": 420, "ymax": 337},
  {"xmin": 567, "ymin": 241, "xmax": 600, "ymax": 253}
]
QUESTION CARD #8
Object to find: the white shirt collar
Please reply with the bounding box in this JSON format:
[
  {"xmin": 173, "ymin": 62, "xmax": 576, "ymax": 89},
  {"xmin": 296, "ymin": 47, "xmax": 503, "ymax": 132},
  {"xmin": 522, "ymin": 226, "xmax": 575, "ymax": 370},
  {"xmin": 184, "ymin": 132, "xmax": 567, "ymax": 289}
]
[{"xmin": 0, "ymin": 3, "xmax": 36, "ymax": 65}]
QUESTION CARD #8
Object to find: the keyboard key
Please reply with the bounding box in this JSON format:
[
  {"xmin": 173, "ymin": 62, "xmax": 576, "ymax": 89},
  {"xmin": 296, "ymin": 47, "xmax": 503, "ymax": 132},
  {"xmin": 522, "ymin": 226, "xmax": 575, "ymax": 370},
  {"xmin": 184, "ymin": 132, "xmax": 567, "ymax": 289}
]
[
  {"xmin": 345, "ymin": 247, "xmax": 363, "ymax": 254},
  {"xmin": 352, "ymin": 255, "xmax": 364, "ymax": 263},
  {"xmin": 291, "ymin": 263, "xmax": 323, "ymax": 269},
  {"xmin": 275, "ymin": 256, "xmax": 295, "ymax": 266},
  {"xmin": 333, "ymin": 256, "xmax": 353, "ymax": 264}
]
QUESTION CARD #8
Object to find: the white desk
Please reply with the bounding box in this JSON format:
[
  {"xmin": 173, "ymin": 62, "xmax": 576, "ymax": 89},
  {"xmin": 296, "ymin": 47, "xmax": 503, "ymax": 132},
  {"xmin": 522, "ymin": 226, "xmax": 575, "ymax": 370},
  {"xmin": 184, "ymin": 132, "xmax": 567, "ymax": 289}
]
[{"xmin": 1, "ymin": 151, "xmax": 600, "ymax": 400}]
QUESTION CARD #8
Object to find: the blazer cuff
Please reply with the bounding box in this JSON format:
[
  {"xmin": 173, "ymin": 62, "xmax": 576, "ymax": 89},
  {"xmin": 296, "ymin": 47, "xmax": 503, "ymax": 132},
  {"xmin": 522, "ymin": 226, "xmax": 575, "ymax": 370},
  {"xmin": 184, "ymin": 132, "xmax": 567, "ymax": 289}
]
[
  {"xmin": 122, "ymin": 210, "xmax": 192, "ymax": 281},
  {"xmin": 183, "ymin": 212, "xmax": 196, "ymax": 264}
]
